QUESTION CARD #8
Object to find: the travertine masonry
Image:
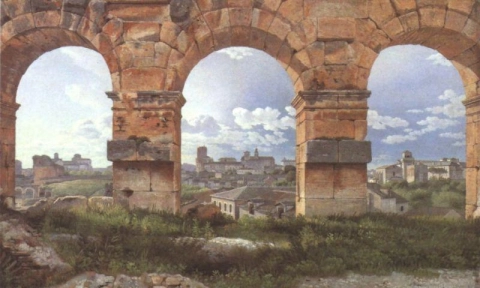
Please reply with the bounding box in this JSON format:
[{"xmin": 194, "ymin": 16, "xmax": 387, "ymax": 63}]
[{"xmin": 1, "ymin": 0, "xmax": 479, "ymax": 217}]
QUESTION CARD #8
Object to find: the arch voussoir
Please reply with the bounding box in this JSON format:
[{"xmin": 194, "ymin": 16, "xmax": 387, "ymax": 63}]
[
  {"xmin": 33, "ymin": 10, "xmax": 60, "ymax": 28},
  {"xmin": 462, "ymin": 18, "xmax": 480, "ymax": 43},
  {"xmin": 76, "ymin": 16, "xmax": 99, "ymax": 42},
  {"xmin": 11, "ymin": 13, "xmax": 34, "ymax": 35},
  {"xmin": 418, "ymin": 7, "xmax": 447, "ymax": 28},
  {"xmin": 59, "ymin": 10, "xmax": 82, "ymax": 31}
]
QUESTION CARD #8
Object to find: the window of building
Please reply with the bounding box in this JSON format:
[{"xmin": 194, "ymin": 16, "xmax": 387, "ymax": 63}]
[
  {"xmin": 229, "ymin": 204, "xmax": 232, "ymax": 213},
  {"xmin": 400, "ymin": 206, "xmax": 404, "ymax": 212},
  {"xmin": 224, "ymin": 203, "xmax": 227, "ymax": 211}
]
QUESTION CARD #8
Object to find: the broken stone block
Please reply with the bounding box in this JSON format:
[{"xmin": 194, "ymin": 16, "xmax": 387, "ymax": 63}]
[
  {"xmin": 338, "ymin": 140, "xmax": 371, "ymax": 163},
  {"xmin": 107, "ymin": 140, "xmax": 136, "ymax": 161},
  {"xmin": 88, "ymin": 196, "xmax": 114, "ymax": 210},
  {"xmin": 51, "ymin": 196, "xmax": 87, "ymax": 211}
]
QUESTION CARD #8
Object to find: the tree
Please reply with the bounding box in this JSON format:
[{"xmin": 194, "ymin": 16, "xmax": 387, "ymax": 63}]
[
  {"xmin": 286, "ymin": 170, "xmax": 296, "ymax": 183},
  {"xmin": 284, "ymin": 165, "xmax": 296, "ymax": 174}
]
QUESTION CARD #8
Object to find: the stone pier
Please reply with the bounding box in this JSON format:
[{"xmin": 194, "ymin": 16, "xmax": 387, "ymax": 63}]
[
  {"xmin": 107, "ymin": 91, "xmax": 185, "ymax": 212},
  {"xmin": 0, "ymin": 102, "xmax": 20, "ymax": 208},
  {"xmin": 293, "ymin": 90, "xmax": 371, "ymax": 216},
  {"xmin": 464, "ymin": 96, "xmax": 480, "ymax": 218}
]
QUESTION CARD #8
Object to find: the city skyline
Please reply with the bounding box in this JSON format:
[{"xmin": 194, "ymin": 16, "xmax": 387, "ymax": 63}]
[{"xmin": 15, "ymin": 45, "xmax": 465, "ymax": 169}]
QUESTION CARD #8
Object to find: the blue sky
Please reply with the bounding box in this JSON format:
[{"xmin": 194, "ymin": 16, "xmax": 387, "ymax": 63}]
[{"xmin": 15, "ymin": 45, "xmax": 465, "ymax": 169}]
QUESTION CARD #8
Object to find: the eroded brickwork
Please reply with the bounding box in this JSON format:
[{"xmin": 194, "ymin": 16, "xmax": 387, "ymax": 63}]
[{"xmin": 0, "ymin": 0, "xmax": 479, "ymax": 217}]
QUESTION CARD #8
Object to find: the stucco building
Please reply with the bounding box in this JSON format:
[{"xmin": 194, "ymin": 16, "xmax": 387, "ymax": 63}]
[
  {"xmin": 367, "ymin": 183, "xmax": 409, "ymax": 214},
  {"xmin": 196, "ymin": 146, "xmax": 276, "ymax": 174},
  {"xmin": 375, "ymin": 151, "xmax": 465, "ymax": 184},
  {"xmin": 211, "ymin": 186, "xmax": 295, "ymax": 220},
  {"xmin": 53, "ymin": 153, "xmax": 93, "ymax": 171}
]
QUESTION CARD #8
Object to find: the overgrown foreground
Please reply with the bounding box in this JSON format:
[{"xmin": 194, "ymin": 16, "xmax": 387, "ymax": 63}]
[{"xmin": 38, "ymin": 207, "xmax": 480, "ymax": 287}]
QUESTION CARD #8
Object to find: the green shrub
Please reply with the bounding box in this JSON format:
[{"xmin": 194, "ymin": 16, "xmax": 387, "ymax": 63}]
[{"xmin": 41, "ymin": 206, "xmax": 480, "ymax": 287}]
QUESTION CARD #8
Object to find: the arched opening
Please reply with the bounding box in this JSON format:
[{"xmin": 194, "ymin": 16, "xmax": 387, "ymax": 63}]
[
  {"xmin": 14, "ymin": 47, "xmax": 112, "ymax": 203},
  {"xmin": 181, "ymin": 47, "xmax": 296, "ymax": 190},
  {"xmin": 24, "ymin": 188, "xmax": 35, "ymax": 199},
  {"xmin": 367, "ymin": 44, "xmax": 466, "ymax": 214},
  {"xmin": 1, "ymin": 27, "xmax": 117, "ymax": 207}
]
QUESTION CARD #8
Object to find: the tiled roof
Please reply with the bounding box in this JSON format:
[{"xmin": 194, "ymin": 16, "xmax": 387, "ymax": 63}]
[{"xmin": 211, "ymin": 186, "xmax": 294, "ymax": 201}]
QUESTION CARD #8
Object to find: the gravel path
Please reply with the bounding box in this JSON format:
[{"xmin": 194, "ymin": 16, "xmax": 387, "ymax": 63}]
[{"xmin": 297, "ymin": 270, "xmax": 479, "ymax": 288}]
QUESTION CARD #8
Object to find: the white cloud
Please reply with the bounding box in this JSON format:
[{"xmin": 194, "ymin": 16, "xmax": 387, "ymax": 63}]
[
  {"xmin": 285, "ymin": 106, "xmax": 296, "ymax": 116},
  {"xmin": 232, "ymin": 107, "xmax": 295, "ymax": 131},
  {"xmin": 404, "ymin": 128, "xmax": 413, "ymax": 133},
  {"xmin": 367, "ymin": 110, "xmax": 409, "ymax": 130},
  {"xmin": 439, "ymin": 132, "xmax": 465, "ymax": 140},
  {"xmin": 72, "ymin": 120, "xmax": 101, "ymax": 139},
  {"xmin": 406, "ymin": 109, "xmax": 423, "ymax": 114},
  {"xmin": 369, "ymin": 154, "xmax": 395, "ymax": 169},
  {"xmin": 380, "ymin": 116, "xmax": 460, "ymax": 145},
  {"xmin": 17, "ymin": 113, "xmax": 112, "ymax": 168},
  {"xmin": 426, "ymin": 53, "xmax": 453, "ymax": 67},
  {"xmin": 425, "ymin": 89, "xmax": 465, "ymax": 118},
  {"xmin": 60, "ymin": 47, "xmax": 112, "ymax": 80},
  {"xmin": 182, "ymin": 115, "xmax": 220, "ymax": 136},
  {"xmin": 417, "ymin": 116, "xmax": 459, "ymax": 132},
  {"xmin": 65, "ymin": 84, "xmax": 110, "ymax": 110},
  {"xmin": 382, "ymin": 134, "xmax": 417, "ymax": 144},
  {"xmin": 218, "ymin": 47, "xmax": 254, "ymax": 60},
  {"xmin": 181, "ymin": 119, "xmax": 291, "ymax": 164},
  {"xmin": 453, "ymin": 141, "xmax": 465, "ymax": 147}
]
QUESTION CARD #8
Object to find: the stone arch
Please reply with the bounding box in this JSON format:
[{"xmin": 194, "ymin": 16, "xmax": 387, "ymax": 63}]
[
  {"xmin": 0, "ymin": 0, "xmax": 120, "ymax": 206},
  {"xmin": 149, "ymin": 2, "xmax": 316, "ymax": 93},
  {"xmin": 2, "ymin": 0, "xmax": 477, "ymax": 217},
  {"xmin": 24, "ymin": 187, "xmax": 35, "ymax": 199},
  {"xmin": 359, "ymin": 0, "xmax": 480, "ymax": 218},
  {"xmin": 14, "ymin": 187, "xmax": 23, "ymax": 197},
  {"xmin": 356, "ymin": 0, "xmax": 479, "ymax": 99}
]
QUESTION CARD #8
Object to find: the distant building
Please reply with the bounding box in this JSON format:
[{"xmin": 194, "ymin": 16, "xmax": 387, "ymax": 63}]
[
  {"xmin": 375, "ymin": 151, "xmax": 465, "ymax": 184},
  {"xmin": 210, "ymin": 186, "xmax": 295, "ymax": 220},
  {"xmin": 53, "ymin": 153, "xmax": 93, "ymax": 171},
  {"xmin": 15, "ymin": 160, "xmax": 22, "ymax": 176},
  {"xmin": 375, "ymin": 164, "xmax": 403, "ymax": 185},
  {"xmin": 367, "ymin": 183, "xmax": 409, "ymax": 214},
  {"xmin": 33, "ymin": 155, "xmax": 65, "ymax": 184},
  {"xmin": 241, "ymin": 148, "xmax": 275, "ymax": 172},
  {"xmin": 195, "ymin": 146, "xmax": 276, "ymax": 174},
  {"xmin": 281, "ymin": 158, "xmax": 295, "ymax": 167}
]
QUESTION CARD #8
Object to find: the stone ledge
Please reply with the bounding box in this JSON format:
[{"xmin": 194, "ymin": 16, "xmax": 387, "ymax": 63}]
[
  {"xmin": 107, "ymin": 140, "xmax": 175, "ymax": 161},
  {"xmin": 305, "ymin": 140, "xmax": 338, "ymax": 163},
  {"xmin": 339, "ymin": 140, "xmax": 371, "ymax": 163},
  {"xmin": 300, "ymin": 139, "xmax": 371, "ymax": 164},
  {"xmin": 107, "ymin": 139, "xmax": 136, "ymax": 161},
  {"xmin": 292, "ymin": 89, "xmax": 371, "ymax": 108}
]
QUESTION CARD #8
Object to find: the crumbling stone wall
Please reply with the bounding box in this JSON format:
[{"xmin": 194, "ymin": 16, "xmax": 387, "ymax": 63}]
[
  {"xmin": 1, "ymin": 0, "xmax": 479, "ymax": 217},
  {"xmin": 32, "ymin": 155, "xmax": 65, "ymax": 185}
]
